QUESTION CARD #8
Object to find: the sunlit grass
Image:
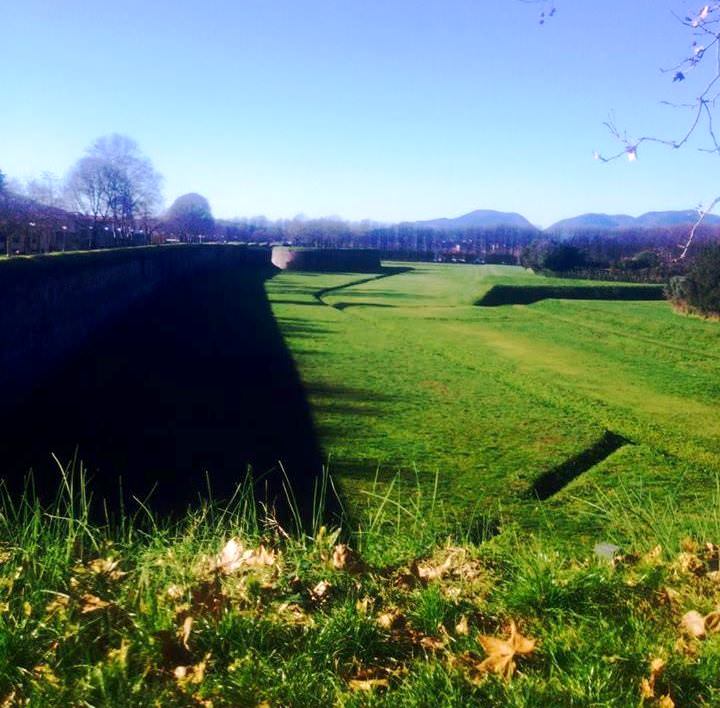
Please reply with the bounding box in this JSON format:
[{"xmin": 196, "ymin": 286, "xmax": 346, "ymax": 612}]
[
  {"xmin": 268, "ymin": 263, "xmax": 720, "ymax": 546},
  {"xmin": 3, "ymin": 462, "xmax": 720, "ymax": 704}
]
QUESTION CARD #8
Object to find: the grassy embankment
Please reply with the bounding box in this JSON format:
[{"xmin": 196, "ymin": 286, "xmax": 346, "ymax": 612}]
[{"xmin": 266, "ymin": 263, "xmax": 720, "ymax": 546}]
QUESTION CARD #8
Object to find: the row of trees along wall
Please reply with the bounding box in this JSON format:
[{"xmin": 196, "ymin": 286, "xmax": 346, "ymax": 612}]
[{"xmin": 0, "ymin": 135, "xmax": 217, "ymax": 256}]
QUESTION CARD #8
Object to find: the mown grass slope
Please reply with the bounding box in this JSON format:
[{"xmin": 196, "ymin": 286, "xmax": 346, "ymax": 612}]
[{"xmin": 267, "ymin": 263, "xmax": 720, "ymax": 546}]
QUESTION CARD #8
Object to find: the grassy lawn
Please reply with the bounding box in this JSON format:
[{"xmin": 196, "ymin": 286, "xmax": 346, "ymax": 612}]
[{"xmin": 267, "ymin": 263, "xmax": 720, "ymax": 546}]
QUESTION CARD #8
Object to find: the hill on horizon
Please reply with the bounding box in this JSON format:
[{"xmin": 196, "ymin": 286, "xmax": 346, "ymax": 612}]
[
  {"xmin": 546, "ymin": 210, "xmax": 720, "ymax": 235},
  {"xmin": 411, "ymin": 209, "xmax": 538, "ymax": 231}
]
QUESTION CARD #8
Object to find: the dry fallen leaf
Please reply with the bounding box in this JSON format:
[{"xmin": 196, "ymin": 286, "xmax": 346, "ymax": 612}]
[
  {"xmin": 676, "ymin": 552, "xmax": 704, "ymax": 576},
  {"xmin": 215, "ymin": 539, "xmax": 276, "ymax": 574},
  {"xmin": 414, "ymin": 554, "xmax": 455, "ymax": 581},
  {"xmin": 80, "ymin": 593, "xmax": 110, "ymax": 614},
  {"xmin": 681, "ymin": 610, "xmax": 706, "ymax": 638},
  {"xmin": 377, "ymin": 610, "xmax": 404, "ymax": 631},
  {"xmin": 355, "ymin": 596, "xmax": 371, "ymax": 615},
  {"xmin": 681, "ymin": 537, "xmax": 698, "ymax": 554},
  {"xmin": 276, "ymin": 602, "xmax": 313, "ymax": 626},
  {"xmin": 419, "ymin": 634, "xmax": 446, "ymax": 651},
  {"xmin": 455, "ymin": 616, "xmax": 470, "ymax": 637},
  {"xmin": 31, "ymin": 663, "xmax": 60, "ymax": 688},
  {"xmin": 348, "ymin": 678, "xmax": 389, "ymax": 691},
  {"xmin": 476, "ymin": 620, "xmax": 536, "ymax": 680},
  {"xmin": 174, "ymin": 656, "xmax": 208, "ymax": 685},
  {"xmin": 332, "ymin": 544, "xmax": 366, "ymax": 573},
  {"xmin": 640, "ymin": 657, "xmax": 666, "ymax": 700},
  {"xmin": 311, "ymin": 580, "xmax": 331, "ymax": 601},
  {"xmin": 657, "ymin": 695, "xmax": 675, "ymax": 708},
  {"xmin": 181, "ymin": 615, "xmax": 193, "ymax": 650},
  {"xmin": 88, "ymin": 557, "xmax": 127, "ymax": 581},
  {"xmin": 45, "ymin": 594, "xmax": 70, "ymax": 616},
  {"xmin": 705, "ymin": 610, "xmax": 720, "ymax": 634},
  {"xmin": 167, "ymin": 584, "xmax": 184, "ymax": 600},
  {"xmin": 659, "ymin": 586, "xmax": 680, "ymax": 608}
]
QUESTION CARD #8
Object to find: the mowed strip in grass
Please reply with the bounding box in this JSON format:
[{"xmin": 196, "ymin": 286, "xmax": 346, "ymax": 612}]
[{"xmin": 266, "ymin": 263, "xmax": 720, "ymax": 544}]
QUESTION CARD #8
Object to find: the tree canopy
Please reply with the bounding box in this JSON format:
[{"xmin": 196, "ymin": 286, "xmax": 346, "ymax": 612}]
[{"xmin": 166, "ymin": 193, "xmax": 215, "ymax": 240}]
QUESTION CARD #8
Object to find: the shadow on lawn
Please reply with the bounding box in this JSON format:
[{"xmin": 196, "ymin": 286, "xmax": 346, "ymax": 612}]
[{"xmin": 0, "ymin": 265, "xmax": 332, "ymax": 525}]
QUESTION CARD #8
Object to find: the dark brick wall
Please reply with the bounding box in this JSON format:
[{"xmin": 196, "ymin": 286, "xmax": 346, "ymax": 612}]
[{"xmin": 0, "ymin": 245, "xmax": 272, "ymax": 408}]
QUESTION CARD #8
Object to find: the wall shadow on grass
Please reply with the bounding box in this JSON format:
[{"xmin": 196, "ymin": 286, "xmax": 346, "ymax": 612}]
[
  {"xmin": 531, "ymin": 431, "xmax": 631, "ymax": 500},
  {"xmin": 0, "ymin": 265, "xmax": 330, "ymax": 525},
  {"xmin": 476, "ymin": 284, "xmax": 665, "ymax": 307}
]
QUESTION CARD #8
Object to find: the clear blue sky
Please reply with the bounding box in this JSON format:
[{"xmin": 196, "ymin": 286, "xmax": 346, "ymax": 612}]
[{"xmin": 1, "ymin": 0, "xmax": 716, "ymax": 226}]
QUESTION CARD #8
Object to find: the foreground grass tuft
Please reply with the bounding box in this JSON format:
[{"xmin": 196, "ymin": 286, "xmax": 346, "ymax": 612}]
[{"xmin": 1, "ymin": 466, "xmax": 720, "ymax": 705}]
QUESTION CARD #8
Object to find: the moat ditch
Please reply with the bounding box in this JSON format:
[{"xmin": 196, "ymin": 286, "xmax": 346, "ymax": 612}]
[{"xmin": 0, "ymin": 264, "xmax": 328, "ymax": 522}]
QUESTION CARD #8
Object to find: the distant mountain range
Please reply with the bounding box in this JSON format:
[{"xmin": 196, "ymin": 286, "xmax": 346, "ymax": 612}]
[
  {"xmin": 411, "ymin": 209, "xmax": 537, "ymax": 231},
  {"xmin": 407, "ymin": 208, "xmax": 720, "ymax": 234},
  {"xmin": 546, "ymin": 210, "xmax": 720, "ymax": 234}
]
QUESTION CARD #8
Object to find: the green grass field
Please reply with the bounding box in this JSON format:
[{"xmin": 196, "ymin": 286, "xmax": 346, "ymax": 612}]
[{"xmin": 267, "ymin": 263, "xmax": 720, "ymax": 546}]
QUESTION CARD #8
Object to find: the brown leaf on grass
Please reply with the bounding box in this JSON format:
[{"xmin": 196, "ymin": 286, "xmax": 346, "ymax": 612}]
[
  {"xmin": 348, "ymin": 678, "xmax": 389, "ymax": 691},
  {"xmin": 88, "ymin": 557, "xmax": 127, "ymax": 581},
  {"xmin": 348, "ymin": 666, "xmax": 393, "ymax": 692},
  {"xmin": 704, "ymin": 610, "xmax": 720, "ymax": 634},
  {"xmin": 31, "ymin": 663, "xmax": 60, "ymax": 688},
  {"xmin": 413, "ymin": 552, "xmax": 457, "ymax": 582},
  {"xmin": 167, "ymin": 584, "xmax": 184, "ymax": 600},
  {"xmin": 80, "ymin": 593, "xmax": 110, "ymax": 613},
  {"xmin": 418, "ymin": 634, "xmax": 446, "ymax": 651},
  {"xmin": 276, "ymin": 602, "xmax": 313, "ymax": 626},
  {"xmin": 681, "ymin": 610, "xmax": 706, "ymax": 638},
  {"xmin": 640, "ymin": 657, "xmax": 666, "ymax": 700},
  {"xmin": 45, "ymin": 594, "xmax": 70, "ymax": 616},
  {"xmin": 181, "ymin": 615, "xmax": 193, "ymax": 650},
  {"xmin": 700, "ymin": 542, "xmax": 720, "ymax": 572},
  {"xmin": 675, "ymin": 552, "xmax": 705, "ymax": 576},
  {"xmin": 215, "ymin": 539, "xmax": 277, "ymax": 575},
  {"xmin": 411, "ymin": 547, "xmax": 484, "ymax": 586},
  {"xmin": 476, "ymin": 620, "xmax": 536, "ymax": 680},
  {"xmin": 332, "ymin": 544, "xmax": 366, "ymax": 574},
  {"xmin": 681, "ymin": 537, "xmax": 698, "ymax": 554},
  {"xmin": 174, "ymin": 656, "xmax": 208, "ymax": 686},
  {"xmin": 455, "ymin": 616, "xmax": 469, "ymax": 637},
  {"xmin": 659, "ymin": 586, "xmax": 680, "ymax": 608},
  {"xmin": 673, "ymin": 636, "xmax": 699, "ymax": 659},
  {"xmin": 377, "ymin": 610, "xmax": 404, "ymax": 631},
  {"xmin": 311, "ymin": 580, "xmax": 331, "ymax": 602},
  {"xmin": 355, "ymin": 596, "xmax": 372, "ymax": 615}
]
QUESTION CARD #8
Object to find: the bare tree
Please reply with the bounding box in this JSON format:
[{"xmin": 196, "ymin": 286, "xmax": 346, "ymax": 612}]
[
  {"xmin": 565, "ymin": 3, "xmax": 720, "ymax": 258},
  {"xmin": 66, "ymin": 134, "xmax": 163, "ymax": 246},
  {"xmin": 24, "ymin": 172, "xmax": 65, "ymax": 210}
]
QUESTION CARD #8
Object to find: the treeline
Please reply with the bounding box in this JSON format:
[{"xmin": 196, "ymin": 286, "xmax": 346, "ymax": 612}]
[
  {"xmin": 220, "ymin": 217, "xmax": 538, "ymax": 262},
  {"xmin": 520, "ymin": 225, "xmax": 720, "ymax": 283}
]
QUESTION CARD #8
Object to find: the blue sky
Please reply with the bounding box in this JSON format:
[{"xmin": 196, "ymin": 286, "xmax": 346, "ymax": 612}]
[{"xmin": 1, "ymin": 0, "xmax": 717, "ymax": 226}]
